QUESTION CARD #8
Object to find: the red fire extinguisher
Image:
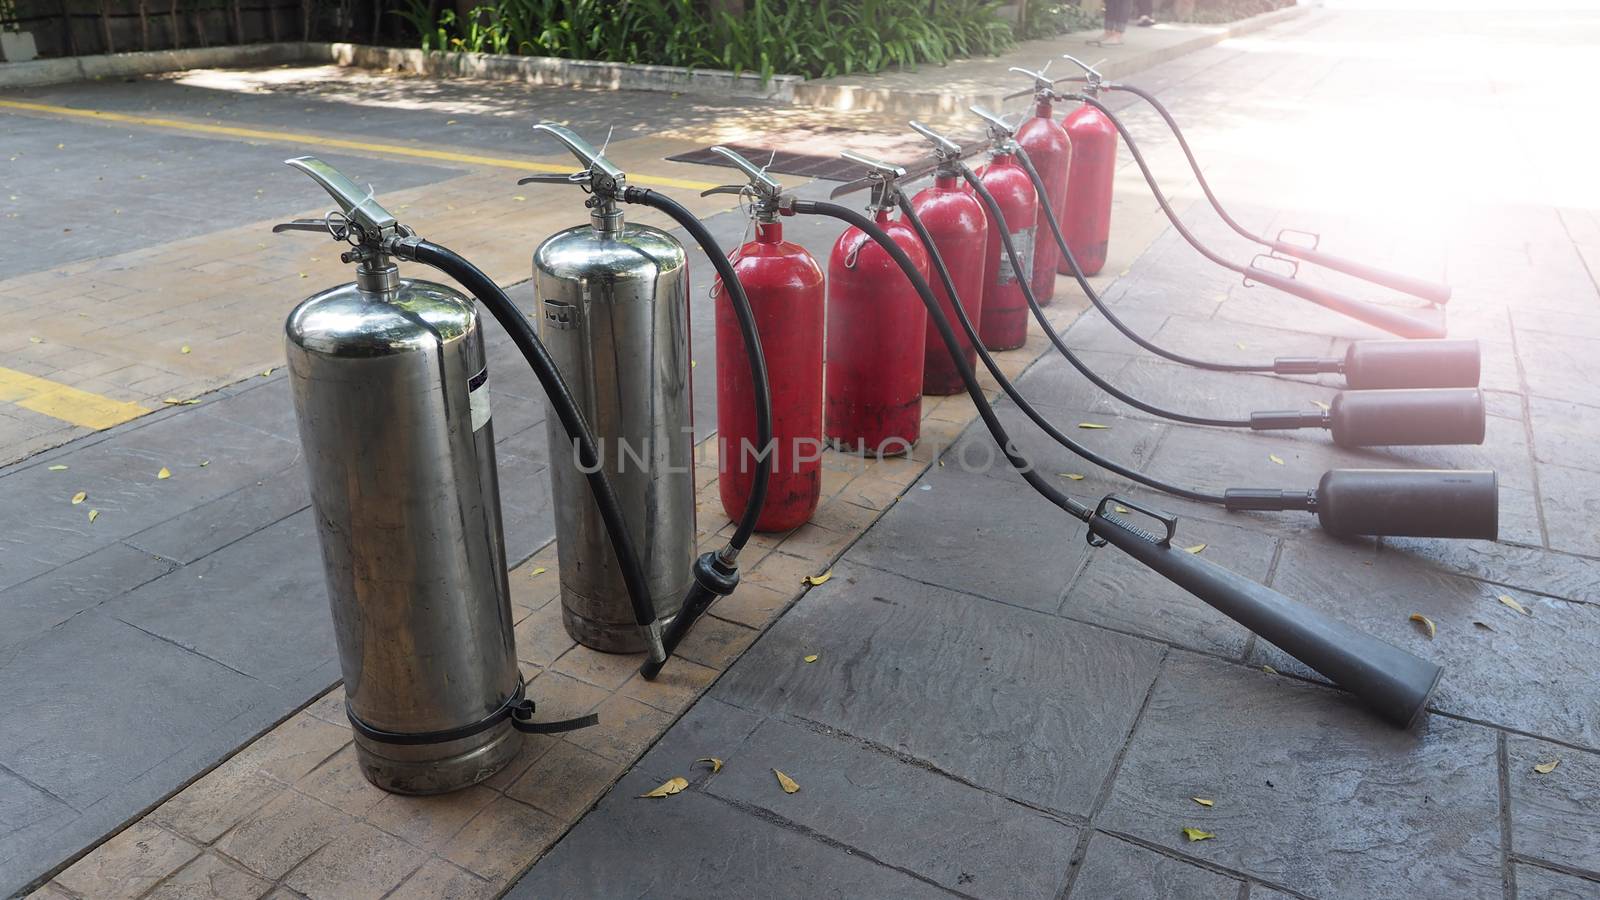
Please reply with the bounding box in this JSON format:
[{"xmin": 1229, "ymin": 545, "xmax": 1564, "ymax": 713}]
[
  {"xmin": 908, "ymin": 122, "xmax": 989, "ymax": 396},
  {"xmin": 703, "ymin": 149, "xmax": 825, "ymax": 532},
  {"xmin": 1011, "ymin": 66, "xmax": 1072, "ymax": 306},
  {"xmin": 970, "ymin": 110, "xmax": 1040, "ymax": 352},
  {"xmin": 825, "ymin": 154, "xmax": 930, "ymax": 455},
  {"xmin": 1057, "ymin": 57, "xmax": 1117, "ymax": 277}
]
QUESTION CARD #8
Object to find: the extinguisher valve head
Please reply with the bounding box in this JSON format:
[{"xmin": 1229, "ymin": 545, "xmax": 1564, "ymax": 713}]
[
  {"xmin": 700, "ymin": 146, "xmax": 793, "ymax": 222},
  {"xmin": 1059, "ymin": 54, "xmax": 1106, "ymax": 94},
  {"xmin": 839, "ymin": 150, "xmax": 909, "ymax": 211},
  {"xmin": 276, "ymin": 157, "xmax": 419, "ymax": 278},
  {"xmin": 969, "ymin": 106, "xmax": 1020, "ymax": 153},
  {"xmin": 1007, "ymin": 64, "xmax": 1059, "ymax": 101}
]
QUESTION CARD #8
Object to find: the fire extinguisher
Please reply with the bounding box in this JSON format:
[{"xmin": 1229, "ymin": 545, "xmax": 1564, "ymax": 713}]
[
  {"xmin": 699, "ymin": 148, "xmax": 826, "ymax": 532},
  {"xmin": 1010, "ymin": 65, "xmax": 1073, "ymax": 306},
  {"xmin": 906, "ymin": 122, "xmax": 989, "ymax": 396},
  {"xmin": 825, "ymin": 152, "xmax": 930, "ymax": 456},
  {"xmin": 970, "ymin": 108, "xmax": 1040, "ymax": 351},
  {"xmin": 1056, "ymin": 55, "xmax": 1117, "ymax": 277}
]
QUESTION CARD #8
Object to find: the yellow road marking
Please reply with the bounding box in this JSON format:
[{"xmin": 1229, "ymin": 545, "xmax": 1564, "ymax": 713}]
[
  {"xmin": 0, "ymin": 366, "xmax": 149, "ymax": 430},
  {"xmin": 0, "ymin": 99, "xmax": 718, "ymax": 191}
]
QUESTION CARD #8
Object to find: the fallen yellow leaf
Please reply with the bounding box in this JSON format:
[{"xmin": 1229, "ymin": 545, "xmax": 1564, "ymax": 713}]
[
  {"xmin": 28, "ymin": 336, "xmax": 42, "ymax": 344},
  {"xmin": 157, "ymin": 467, "xmax": 172, "ymax": 480},
  {"xmin": 1058, "ymin": 473, "xmax": 1086, "ymax": 481},
  {"xmin": 638, "ymin": 776, "xmax": 688, "ymax": 798},
  {"xmin": 1261, "ymin": 665, "xmax": 1278, "ymax": 675},
  {"xmin": 1235, "ymin": 341, "xmax": 1246, "ymax": 350},
  {"xmin": 261, "ymin": 367, "xmax": 274, "ymax": 377},
  {"xmin": 162, "ymin": 397, "xmax": 201, "ymax": 406},
  {"xmin": 1077, "ymin": 422, "xmax": 1109, "ymax": 430},
  {"xmin": 1114, "ymin": 505, "xmax": 1130, "ymax": 514},
  {"xmin": 1409, "ymin": 613, "xmax": 1436, "ymax": 639},
  {"xmin": 88, "ymin": 509, "xmax": 100, "ymax": 523},
  {"xmin": 70, "ymin": 491, "xmax": 87, "ymax": 505},
  {"xmin": 803, "ymin": 654, "xmax": 819, "ymax": 663},
  {"xmin": 1192, "ymin": 797, "xmax": 1214, "ymax": 807},
  {"xmin": 513, "ymin": 195, "xmax": 528, "ymax": 202},
  {"xmin": 198, "ymin": 460, "xmax": 211, "ymax": 467},
  {"xmin": 1182, "ymin": 827, "xmax": 1215, "ymax": 842},
  {"xmin": 773, "ymin": 769, "xmax": 800, "ymax": 794},
  {"xmin": 180, "ymin": 345, "xmax": 191, "ymax": 354},
  {"xmin": 1533, "ymin": 759, "xmax": 1560, "ymax": 775},
  {"xmin": 1497, "ymin": 594, "xmax": 1531, "ymax": 616},
  {"xmin": 804, "ymin": 570, "xmax": 832, "ymax": 587},
  {"xmin": 697, "ymin": 757, "xmax": 723, "ymax": 773},
  {"xmin": 48, "ymin": 465, "xmax": 68, "ymax": 471},
  {"xmin": 531, "ymin": 566, "xmax": 548, "ymax": 577},
  {"xmin": 1183, "ymin": 544, "xmax": 1207, "ymax": 554},
  {"xmin": 1313, "ymin": 400, "xmax": 1331, "ymax": 411},
  {"xmin": 1268, "ymin": 454, "xmax": 1285, "ymax": 465}
]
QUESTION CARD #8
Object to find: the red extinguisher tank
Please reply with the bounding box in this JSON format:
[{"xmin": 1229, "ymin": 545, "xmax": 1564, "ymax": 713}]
[
  {"xmin": 1058, "ymin": 101, "xmax": 1118, "ymax": 277},
  {"xmin": 910, "ymin": 173, "xmax": 988, "ymax": 395},
  {"xmin": 716, "ymin": 220, "xmax": 825, "ymax": 532},
  {"xmin": 1015, "ymin": 97, "xmax": 1072, "ymax": 305},
  {"xmin": 973, "ymin": 150, "xmax": 1040, "ymax": 351},
  {"xmin": 825, "ymin": 207, "xmax": 930, "ymax": 455}
]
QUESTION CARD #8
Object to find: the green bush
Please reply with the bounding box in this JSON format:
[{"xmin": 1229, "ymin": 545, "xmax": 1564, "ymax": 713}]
[{"xmin": 393, "ymin": 0, "xmax": 1016, "ymax": 80}]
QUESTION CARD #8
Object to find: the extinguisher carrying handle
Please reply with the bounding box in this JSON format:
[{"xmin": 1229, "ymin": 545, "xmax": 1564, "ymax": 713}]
[{"xmin": 1243, "ymin": 267, "xmax": 1448, "ymax": 339}]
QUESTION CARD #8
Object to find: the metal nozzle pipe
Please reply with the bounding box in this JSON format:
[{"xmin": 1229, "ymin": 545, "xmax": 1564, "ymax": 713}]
[{"xmin": 1314, "ymin": 469, "xmax": 1498, "ymax": 540}]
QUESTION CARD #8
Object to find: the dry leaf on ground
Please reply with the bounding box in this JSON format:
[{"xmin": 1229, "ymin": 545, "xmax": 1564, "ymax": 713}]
[
  {"xmin": 157, "ymin": 467, "xmax": 172, "ymax": 480},
  {"xmin": 638, "ymin": 777, "xmax": 688, "ymax": 799},
  {"xmin": 1182, "ymin": 827, "xmax": 1215, "ymax": 842},
  {"xmin": 70, "ymin": 491, "xmax": 86, "ymax": 505},
  {"xmin": 804, "ymin": 570, "xmax": 832, "ymax": 586},
  {"xmin": 1268, "ymin": 454, "xmax": 1285, "ymax": 465},
  {"xmin": 1497, "ymin": 594, "xmax": 1531, "ymax": 616},
  {"xmin": 1409, "ymin": 613, "xmax": 1436, "ymax": 639},
  {"xmin": 773, "ymin": 769, "xmax": 800, "ymax": 794},
  {"xmin": 803, "ymin": 654, "xmax": 819, "ymax": 663},
  {"xmin": 1077, "ymin": 422, "xmax": 1109, "ymax": 430},
  {"xmin": 697, "ymin": 757, "xmax": 724, "ymax": 774},
  {"xmin": 1192, "ymin": 797, "xmax": 1214, "ymax": 807},
  {"xmin": 1183, "ymin": 544, "xmax": 1207, "ymax": 554},
  {"xmin": 1533, "ymin": 759, "xmax": 1560, "ymax": 775}
]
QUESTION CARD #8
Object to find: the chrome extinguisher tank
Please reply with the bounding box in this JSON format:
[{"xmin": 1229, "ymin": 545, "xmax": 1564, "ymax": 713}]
[
  {"xmin": 534, "ymin": 208, "xmax": 695, "ymax": 653},
  {"xmin": 286, "ymin": 264, "xmax": 522, "ymax": 794}
]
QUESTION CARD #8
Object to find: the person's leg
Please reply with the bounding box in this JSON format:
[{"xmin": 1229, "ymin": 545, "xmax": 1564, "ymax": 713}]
[
  {"xmin": 1100, "ymin": 0, "xmax": 1130, "ymax": 42},
  {"xmin": 1136, "ymin": 0, "xmax": 1155, "ymax": 26}
]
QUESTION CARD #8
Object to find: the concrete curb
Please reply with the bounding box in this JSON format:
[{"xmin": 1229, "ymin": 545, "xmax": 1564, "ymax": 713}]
[
  {"xmin": 0, "ymin": 39, "xmax": 800, "ymax": 100},
  {"xmin": 789, "ymin": 3, "xmax": 1309, "ymax": 118}
]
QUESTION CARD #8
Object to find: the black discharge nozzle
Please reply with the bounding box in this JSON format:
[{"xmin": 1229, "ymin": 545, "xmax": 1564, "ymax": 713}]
[
  {"xmin": 1250, "ymin": 388, "xmax": 1485, "ymax": 447},
  {"xmin": 1225, "ymin": 469, "xmax": 1498, "ymax": 540},
  {"xmin": 1088, "ymin": 500, "xmax": 1441, "ymax": 728}
]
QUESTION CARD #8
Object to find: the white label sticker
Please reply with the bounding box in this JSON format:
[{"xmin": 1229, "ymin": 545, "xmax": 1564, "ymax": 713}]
[
  {"xmin": 997, "ymin": 226, "xmax": 1036, "ymax": 285},
  {"xmin": 469, "ymin": 378, "xmax": 492, "ymax": 431}
]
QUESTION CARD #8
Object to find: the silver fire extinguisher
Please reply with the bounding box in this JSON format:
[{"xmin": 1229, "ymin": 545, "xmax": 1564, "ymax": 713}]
[
  {"xmin": 522, "ymin": 126, "xmax": 696, "ymax": 654},
  {"xmin": 276, "ymin": 157, "xmax": 598, "ymax": 795}
]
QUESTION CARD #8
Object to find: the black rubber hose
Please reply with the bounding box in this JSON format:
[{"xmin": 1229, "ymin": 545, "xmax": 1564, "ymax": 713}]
[
  {"xmin": 956, "ymin": 160, "xmax": 1252, "ymax": 429},
  {"xmin": 409, "ymin": 239, "xmax": 662, "ymax": 659},
  {"xmin": 894, "ymin": 191, "xmax": 1223, "ymax": 504},
  {"xmin": 624, "ymin": 187, "xmax": 773, "ymax": 677},
  {"xmin": 1106, "ymin": 83, "xmax": 1451, "ymax": 305},
  {"xmin": 1071, "ymin": 94, "xmax": 1445, "ymax": 340},
  {"xmin": 795, "ymin": 199, "xmax": 1091, "ymax": 520},
  {"xmin": 1010, "ymin": 144, "xmax": 1273, "ymax": 373}
]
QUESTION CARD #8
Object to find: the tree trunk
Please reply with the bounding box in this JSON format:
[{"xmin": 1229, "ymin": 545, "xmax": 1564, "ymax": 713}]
[
  {"xmin": 192, "ymin": 4, "xmax": 208, "ymax": 47},
  {"xmin": 138, "ymin": 0, "xmax": 150, "ymax": 50},
  {"xmin": 168, "ymin": 0, "xmax": 183, "ymax": 48},
  {"xmin": 370, "ymin": 0, "xmax": 381, "ymax": 43},
  {"xmin": 60, "ymin": 1, "xmax": 80, "ymax": 56},
  {"xmin": 301, "ymin": 0, "xmax": 312, "ymax": 40},
  {"xmin": 266, "ymin": 0, "xmax": 279, "ymax": 41},
  {"xmin": 227, "ymin": 0, "xmax": 242, "ymax": 43},
  {"xmin": 98, "ymin": 0, "xmax": 115, "ymax": 53}
]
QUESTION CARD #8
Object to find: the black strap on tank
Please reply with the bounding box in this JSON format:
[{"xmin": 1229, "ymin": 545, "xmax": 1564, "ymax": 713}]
[{"xmin": 344, "ymin": 679, "xmax": 599, "ymax": 746}]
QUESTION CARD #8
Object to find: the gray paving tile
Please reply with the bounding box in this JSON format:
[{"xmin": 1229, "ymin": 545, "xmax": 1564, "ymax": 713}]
[
  {"xmin": 634, "ymin": 697, "xmax": 765, "ymax": 785},
  {"xmin": 1516, "ymin": 864, "xmax": 1600, "ymax": 900},
  {"xmin": 1507, "ymin": 736, "xmax": 1600, "ymax": 876},
  {"xmin": 507, "ymin": 769, "xmax": 953, "ymax": 899},
  {"xmin": 1528, "ymin": 395, "xmax": 1600, "ymax": 473},
  {"xmin": 1380, "ymin": 538, "xmax": 1600, "ymax": 606},
  {"xmin": 1537, "ymin": 462, "xmax": 1600, "ymax": 558},
  {"xmin": 1098, "ymin": 652, "xmax": 1503, "ymax": 900},
  {"xmin": 1061, "ymin": 514, "xmax": 1276, "ymax": 659},
  {"xmin": 1147, "ymin": 313, "xmax": 1336, "ymax": 361},
  {"xmin": 124, "ymin": 471, "xmax": 310, "ymax": 565},
  {"xmin": 844, "ymin": 464, "xmax": 1095, "ymax": 612},
  {"xmin": 1007, "ymin": 351, "xmax": 1141, "ymax": 419},
  {"xmin": 196, "ymin": 380, "xmax": 300, "ymax": 441},
  {"xmin": 1257, "ymin": 537, "xmax": 1600, "ymax": 749},
  {"xmin": 1110, "ymin": 358, "xmax": 1340, "ymax": 425},
  {"xmin": 103, "ymin": 510, "xmax": 333, "ymax": 688},
  {"xmin": 1517, "ymin": 330, "xmax": 1600, "ymax": 403},
  {"xmin": 0, "ymin": 767, "xmax": 74, "ymax": 865},
  {"xmin": 0, "ymin": 611, "xmax": 261, "ymax": 811},
  {"xmin": 0, "ymin": 541, "xmax": 176, "ymax": 652},
  {"xmin": 1068, "ymin": 832, "xmax": 1240, "ymax": 900},
  {"xmin": 943, "ymin": 403, "xmax": 1168, "ymax": 496},
  {"xmin": 0, "ymin": 408, "xmax": 303, "ymax": 590},
  {"xmin": 701, "ymin": 716, "xmax": 1080, "ymax": 899},
  {"xmin": 1141, "ymin": 421, "xmax": 1396, "ymax": 499},
  {"xmin": 713, "ymin": 561, "xmax": 1165, "ymax": 818}
]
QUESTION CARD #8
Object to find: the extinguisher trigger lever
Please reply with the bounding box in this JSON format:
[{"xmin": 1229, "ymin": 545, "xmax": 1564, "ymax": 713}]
[
  {"xmin": 516, "ymin": 171, "xmax": 589, "ymax": 187},
  {"xmin": 839, "ymin": 150, "xmax": 909, "ymax": 210},
  {"xmin": 1009, "ymin": 64, "xmax": 1059, "ymax": 100},
  {"xmin": 283, "ymin": 157, "xmax": 399, "ymax": 237},
  {"xmin": 969, "ymin": 106, "xmax": 1019, "ymax": 149},
  {"xmin": 1058, "ymin": 55, "xmax": 1105, "ymax": 93},
  {"xmin": 531, "ymin": 122, "xmax": 627, "ymax": 198},
  {"xmin": 908, "ymin": 120, "xmax": 964, "ymax": 160}
]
